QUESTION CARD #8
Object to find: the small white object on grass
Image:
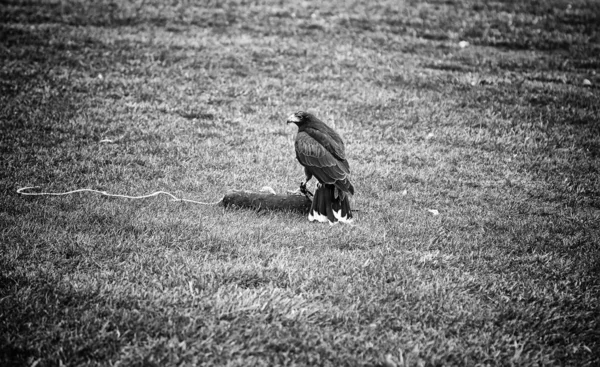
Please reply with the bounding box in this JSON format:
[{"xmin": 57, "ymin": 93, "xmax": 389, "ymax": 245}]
[
  {"xmin": 99, "ymin": 136, "xmax": 123, "ymax": 144},
  {"xmin": 459, "ymin": 40, "xmax": 469, "ymax": 48},
  {"xmin": 259, "ymin": 186, "xmax": 277, "ymax": 195},
  {"xmin": 188, "ymin": 280, "xmax": 195, "ymax": 296},
  {"xmin": 383, "ymin": 354, "xmax": 397, "ymax": 367},
  {"xmin": 583, "ymin": 79, "xmax": 592, "ymax": 86},
  {"xmin": 427, "ymin": 208, "xmax": 440, "ymax": 216}
]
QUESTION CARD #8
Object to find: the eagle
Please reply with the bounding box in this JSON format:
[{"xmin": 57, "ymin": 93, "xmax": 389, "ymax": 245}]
[{"xmin": 286, "ymin": 111, "xmax": 354, "ymax": 223}]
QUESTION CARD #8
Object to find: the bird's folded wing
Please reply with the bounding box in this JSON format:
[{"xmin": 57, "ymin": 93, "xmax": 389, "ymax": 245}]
[
  {"xmin": 304, "ymin": 127, "xmax": 346, "ymax": 161},
  {"xmin": 295, "ymin": 132, "xmax": 348, "ymax": 183}
]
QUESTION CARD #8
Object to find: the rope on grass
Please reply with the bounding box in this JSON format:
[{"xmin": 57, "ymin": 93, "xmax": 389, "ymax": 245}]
[{"xmin": 16, "ymin": 186, "xmax": 222, "ymax": 206}]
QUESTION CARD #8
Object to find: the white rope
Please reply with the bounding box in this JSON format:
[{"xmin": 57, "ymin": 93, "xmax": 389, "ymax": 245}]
[{"xmin": 16, "ymin": 186, "xmax": 222, "ymax": 205}]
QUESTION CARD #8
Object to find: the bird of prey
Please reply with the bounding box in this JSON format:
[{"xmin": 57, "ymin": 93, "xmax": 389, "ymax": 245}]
[{"xmin": 286, "ymin": 111, "xmax": 354, "ymax": 223}]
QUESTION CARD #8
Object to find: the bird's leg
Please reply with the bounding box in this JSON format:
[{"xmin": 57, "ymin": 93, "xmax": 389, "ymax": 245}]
[
  {"xmin": 300, "ymin": 183, "xmax": 313, "ymax": 199},
  {"xmin": 299, "ymin": 181, "xmax": 314, "ymax": 198},
  {"xmin": 300, "ymin": 180, "xmax": 307, "ymax": 193},
  {"xmin": 300, "ymin": 170, "xmax": 314, "ymax": 198}
]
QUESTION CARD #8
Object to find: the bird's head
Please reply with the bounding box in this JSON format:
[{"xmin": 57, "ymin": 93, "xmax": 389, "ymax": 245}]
[{"xmin": 286, "ymin": 111, "xmax": 315, "ymax": 127}]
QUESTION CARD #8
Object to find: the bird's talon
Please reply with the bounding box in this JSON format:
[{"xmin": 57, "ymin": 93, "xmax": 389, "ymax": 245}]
[{"xmin": 297, "ymin": 181, "xmax": 313, "ymax": 198}]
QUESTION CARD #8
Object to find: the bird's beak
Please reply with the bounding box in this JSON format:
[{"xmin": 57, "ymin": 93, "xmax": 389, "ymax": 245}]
[{"xmin": 286, "ymin": 113, "xmax": 299, "ymax": 124}]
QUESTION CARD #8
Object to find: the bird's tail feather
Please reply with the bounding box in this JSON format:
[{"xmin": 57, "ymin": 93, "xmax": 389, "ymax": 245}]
[{"xmin": 308, "ymin": 184, "xmax": 352, "ymax": 224}]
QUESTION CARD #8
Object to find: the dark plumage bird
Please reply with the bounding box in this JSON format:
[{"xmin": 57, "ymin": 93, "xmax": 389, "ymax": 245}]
[{"xmin": 286, "ymin": 111, "xmax": 354, "ymax": 223}]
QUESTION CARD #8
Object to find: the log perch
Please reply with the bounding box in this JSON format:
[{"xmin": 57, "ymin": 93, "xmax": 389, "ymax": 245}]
[{"xmin": 221, "ymin": 190, "xmax": 312, "ymax": 213}]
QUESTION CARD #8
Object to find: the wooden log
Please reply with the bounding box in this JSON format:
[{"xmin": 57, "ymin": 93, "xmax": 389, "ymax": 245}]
[{"xmin": 221, "ymin": 190, "xmax": 312, "ymax": 213}]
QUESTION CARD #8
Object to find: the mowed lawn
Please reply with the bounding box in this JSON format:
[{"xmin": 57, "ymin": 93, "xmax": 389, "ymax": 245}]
[{"xmin": 1, "ymin": 0, "xmax": 599, "ymax": 366}]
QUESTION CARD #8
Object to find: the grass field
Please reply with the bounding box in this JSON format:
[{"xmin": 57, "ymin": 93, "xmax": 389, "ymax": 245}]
[{"xmin": 1, "ymin": 0, "xmax": 599, "ymax": 366}]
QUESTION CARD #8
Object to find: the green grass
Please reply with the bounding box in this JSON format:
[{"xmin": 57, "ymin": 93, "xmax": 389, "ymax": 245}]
[{"xmin": 1, "ymin": 0, "xmax": 599, "ymax": 366}]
